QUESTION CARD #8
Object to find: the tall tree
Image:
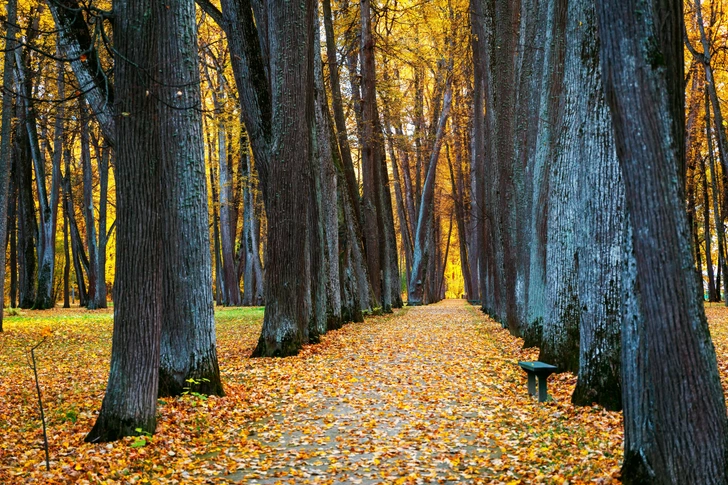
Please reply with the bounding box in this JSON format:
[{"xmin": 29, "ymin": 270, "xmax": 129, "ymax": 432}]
[
  {"xmin": 220, "ymin": 0, "xmax": 329, "ymax": 356},
  {"xmin": 86, "ymin": 0, "xmax": 164, "ymax": 442},
  {"xmin": 596, "ymin": 0, "xmax": 728, "ymax": 480},
  {"xmin": 157, "ymin": 0, "xmax": 223, "ymax": 397}
]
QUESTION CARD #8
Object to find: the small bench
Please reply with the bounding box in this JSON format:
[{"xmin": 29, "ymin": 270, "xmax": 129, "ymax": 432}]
[{"xmin": 518, "ymin": 361, "xmax": 557, "ymax": 402}]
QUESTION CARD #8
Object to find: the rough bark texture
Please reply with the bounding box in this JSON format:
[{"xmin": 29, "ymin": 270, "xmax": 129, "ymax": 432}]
[
  {"xmin": 157, "ymin": 0, "xmax": 222, "ymax": 397},
  {"xmin": 251, "ymin": 0, "xmax": 316, "ymax": 357},
  {"xmin": 596, "ymin": 0, "xmax": 728, "ymax": 481},
  {"xmin": 86, "ymin": 0, "xmax": 163, "ymax": 442},
  {"xmin": 360, "ymin": 0, "xmax": 385, "ymax": 309},
  {"xmin": 568, "ymin": 0, "xmax": 623, "ymax": 411}
]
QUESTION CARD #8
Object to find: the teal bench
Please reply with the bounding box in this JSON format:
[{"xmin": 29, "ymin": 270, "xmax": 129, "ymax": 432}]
[{"xmin": 518, "ymin": 361, "xmax": 557, "ymax": 402}]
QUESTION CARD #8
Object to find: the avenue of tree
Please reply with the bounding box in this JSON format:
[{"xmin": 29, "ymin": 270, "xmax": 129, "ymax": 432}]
[{"xmin": 2, "ymin": 0, "xmax": 728, "ymax": 482}]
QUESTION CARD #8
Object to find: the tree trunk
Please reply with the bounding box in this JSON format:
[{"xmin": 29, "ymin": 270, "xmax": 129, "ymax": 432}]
[
  {"xmin": 14, "ymin": 38, "xmax": 58, "ymax": 310},
  {"xmin": 240, "ymin": 132, "xmax": 264, "ymax": 306},
  {"xmin": 95, "ymin": 146, "xmax": 109, "ymax": 308},
  {"xmin": 408, "ymin": 87, "xmax": 452, "ymax": 305},
  {"xmin": 323, "ymin": 0, "xmax": 362, "ymax": 228},
  {"xmin": 63, "ymin": 206, "xmax": 70, "ymax": 308},
  {"xmin": 701, "ymin": 98, "xmax": 718, "ymax": 301},
  {"xmin": 0, "ymin": 0, "xmax": 17, "ymax": 327},
  {"xmin": 9, "ymin": 180, "xmax": 17, "ymax": 309},
  {"xmin": 251, "ymin": 0, "xmax": 316, "ymax": 357},
  {"xmin": 64, "ymin": 149, "xmax": 89, "ymax": 307},
  {"xmin": 214, "ymin": 87, "xmax": 242, "ymax": 307},
  {"xmin": 568, "ymin": 0, "xmax": 623, "ymax": 411},
  {"xmin": 157, "ymin": 0, "xmax": 222, "ymax": 397},
  {"xmin": 86, "ymin": 0, "xmax": 164, "ymax": 442},
  {"xmin": 314, "ymin": 17, "xmax": 343, "ymax": 331},
  {"xmin": 596, "ymin": 0, "xmax": 728, "ymax": 480},
  {"xmin": 360, "ymin": 0, "xmax": 385, "ymax": 309},
  {"xmin": 446, "ymin": 145, "xmax": 473, "ymax": 301},
  {"xmin": 46, "ymin": 0, "xmax": 115, "ymax": 145},
  {"xmin": 706, "ymin": 90, "xmax": 727, "ymax": 305},
  {"xmin": 80, "ymin": 100, "xmax": 100, "ymax": 309},
  {"xmin": 14, "ymin": 92, "xmax": 37, "ymax": 310}
]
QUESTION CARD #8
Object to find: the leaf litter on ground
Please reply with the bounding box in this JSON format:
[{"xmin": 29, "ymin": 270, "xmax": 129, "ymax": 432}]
[{"xmin": 5, "ymin": 300, "xmax": 718, "ymax": 483}]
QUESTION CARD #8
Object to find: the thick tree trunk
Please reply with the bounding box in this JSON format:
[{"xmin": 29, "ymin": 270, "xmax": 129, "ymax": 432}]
[
  {"xmin": 157, "ymin": 0, "xmax": 222, "ymax": 397},
  {"xmin": 251, "ymin": 0, "xmax": 316, "ymax": 357},
  {"xmin": 568, "ymin": 0, "xmax": 623, "ymax": 411},
  {"xmin": 86, "ymin": 0, "xmax": 164, "ymax": 442},
  {"xmin": 596, "ymin": 0, "xmax": 728, "ymax": 481}
]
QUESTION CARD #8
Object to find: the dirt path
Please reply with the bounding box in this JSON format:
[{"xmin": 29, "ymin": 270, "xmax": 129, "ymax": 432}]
[{"xmin": 214, "ymin": 300, "xmax": 622, "ymax": 484}]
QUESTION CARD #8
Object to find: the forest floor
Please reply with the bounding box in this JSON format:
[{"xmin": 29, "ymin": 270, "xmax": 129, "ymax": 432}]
[{"xmin": 3, "ymin": 301, "xmax": 728, "ymax": 484}]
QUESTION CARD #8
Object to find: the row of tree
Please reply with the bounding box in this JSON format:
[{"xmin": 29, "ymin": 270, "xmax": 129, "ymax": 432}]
[{"xmin": 467, "ymin": 0, "xmax": 728, "ymax": 482}]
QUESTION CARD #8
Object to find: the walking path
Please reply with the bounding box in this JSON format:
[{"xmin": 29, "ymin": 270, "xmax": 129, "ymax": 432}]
[{"xmin": 210, "ymin": 300, "xmax": 622, "ymax": 484}]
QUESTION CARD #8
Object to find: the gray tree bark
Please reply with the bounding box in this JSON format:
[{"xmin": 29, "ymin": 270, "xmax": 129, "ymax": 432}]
[
  {"xmin": 157, "ymin": 0, "xmax": 222, "ymax": 397},
  {"xmin": 85, "ymin": 0, "xmax": 164, "ymax": 442},
  {"xmin": 596, "ymin": 0, "xmax": 728, "ymax": 480}
]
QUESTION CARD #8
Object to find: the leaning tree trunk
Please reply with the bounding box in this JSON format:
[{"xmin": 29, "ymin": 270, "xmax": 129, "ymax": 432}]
[
  {"xmin": 86, "ymin": 0, "xmax": 164, "ymax": 443},
  {"xmin": 596, "ymin": 0, "xmax": 728, "ymax": 481},
  {"xmin": 157, "ymin": 0, "xmax": 222, "ymax": 397},
  {"xmin": 408, "ymin": 87, "xmax": 452, "ymax": 305}
]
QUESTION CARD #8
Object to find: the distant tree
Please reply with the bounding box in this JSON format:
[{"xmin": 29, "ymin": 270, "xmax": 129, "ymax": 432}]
[{"xmin": 0, "ymin": 0, "xmax": 18, "ymax": 330}]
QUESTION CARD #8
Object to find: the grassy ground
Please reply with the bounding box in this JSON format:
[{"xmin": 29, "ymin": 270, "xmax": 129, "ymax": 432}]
[{"xmin": 0, "ymin": 302, "xmax": 725, "ymax": 484}]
